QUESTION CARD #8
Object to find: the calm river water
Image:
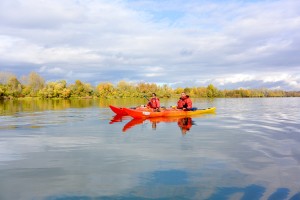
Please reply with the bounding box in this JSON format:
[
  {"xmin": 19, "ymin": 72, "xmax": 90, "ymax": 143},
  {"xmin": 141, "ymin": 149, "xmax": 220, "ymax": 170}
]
[{"xmin": 0, "ymin": 98, "xmax": 299, "ymax": 200}]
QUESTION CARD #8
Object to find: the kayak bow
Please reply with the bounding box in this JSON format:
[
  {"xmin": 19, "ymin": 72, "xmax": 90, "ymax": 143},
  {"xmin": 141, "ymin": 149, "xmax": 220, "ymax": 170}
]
[{"xmin": 109, "ymin": 105, "xmax": 128, "ymax": 115}]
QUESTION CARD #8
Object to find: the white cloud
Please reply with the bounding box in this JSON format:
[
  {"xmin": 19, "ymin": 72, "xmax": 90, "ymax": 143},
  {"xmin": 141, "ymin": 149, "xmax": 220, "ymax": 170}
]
[
  {"xmin": 0, "ymin": 0, "xmax": 83, "ymax": 29},
  {"xmin": 144, "ymin": 73, "xmax": 163, "ymax": 77},
  {"xmin": 263, "ymin": 74, "xmax": 291, "ymax": 83},
  {"xmin": 0, "ymin": 36, "xmax": 102, "ymax": 65},
  {"xmin": 47, "ymin": 67, "xmax": 65, "ymax": 74},
  {"xmin": 146, "ymin": 66, "xmax": 164, "ymax": 72},
  {"xmin": 214, "ymin": 74, "xmax": 255, "ymax": 85},
  {"xmin": 209, "ymin": 73, "xmax": 300, "ymax": 90}
]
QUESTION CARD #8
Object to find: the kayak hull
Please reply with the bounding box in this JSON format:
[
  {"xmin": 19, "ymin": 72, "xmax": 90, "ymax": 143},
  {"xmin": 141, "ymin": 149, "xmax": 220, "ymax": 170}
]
[
  {"xmin": 109, "ymin": 105, "xmax": 128, "ymax": 115},
  {"xmin": 109, "ymin": 105, "xmax": 149, "ymax": 115},
  {"xmin": 123, "ymin": 107, "xmax": 216, "ymax": 118}
]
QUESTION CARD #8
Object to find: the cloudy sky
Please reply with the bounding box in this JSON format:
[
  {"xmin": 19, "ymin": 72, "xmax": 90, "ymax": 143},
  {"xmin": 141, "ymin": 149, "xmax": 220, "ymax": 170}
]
[{"xmin": 0, "ymin": 0, "xmax": 299, "ymax": 90}]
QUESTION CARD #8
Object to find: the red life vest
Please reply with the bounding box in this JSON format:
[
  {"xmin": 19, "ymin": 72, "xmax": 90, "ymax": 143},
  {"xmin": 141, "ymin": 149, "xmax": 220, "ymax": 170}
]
[
  {"xmin": 147, "ymin": 97, "xmax": 160, "ymax": 108},
  {"xmin": 177, "ymin": 96, "xmax": 192, "ymax": 109}
]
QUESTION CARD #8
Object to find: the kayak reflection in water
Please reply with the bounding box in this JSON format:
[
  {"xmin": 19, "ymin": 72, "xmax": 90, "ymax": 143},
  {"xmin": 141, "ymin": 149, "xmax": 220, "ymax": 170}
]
[
  {"xmin": 121, "ymin": 116, "xmax": 194, "ymax": 134},
  {"xmin": 109, "ymin": 115, "xmax": 124, "ymax": 124},
  {"xmin": 177, "ymin": 117, "xmax": 193, "ymax": 135},
  {"xmin": 152, "ymin": 121, "xmax": 157, "ymax": 130}
]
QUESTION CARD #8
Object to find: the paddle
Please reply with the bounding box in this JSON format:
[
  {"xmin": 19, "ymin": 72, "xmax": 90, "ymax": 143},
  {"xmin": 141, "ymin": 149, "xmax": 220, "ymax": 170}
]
[
  {"xmin": 143, "ymin": 95, "xmax": 152, "ymax": 107},
  {"xmin": 143, "ymin": 95, "xmax": 150, "ymax": 101}
]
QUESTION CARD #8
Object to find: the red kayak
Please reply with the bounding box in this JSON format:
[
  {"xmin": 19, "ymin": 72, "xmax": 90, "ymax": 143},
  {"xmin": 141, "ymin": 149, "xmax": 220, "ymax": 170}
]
[
  {"xmin": 109, "ymin": 105, "xmax": 128, "ymax": 115},
  {"xmin": 109, "ymin": 105, "xmax": 149, "ymax": 115},
  {"xmin": 123, "ymin": 107, "xmax": 216, "ymax": 118}
]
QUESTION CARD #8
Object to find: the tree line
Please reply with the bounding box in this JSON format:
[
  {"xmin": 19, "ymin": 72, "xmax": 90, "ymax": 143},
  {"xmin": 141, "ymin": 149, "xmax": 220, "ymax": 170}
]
[{"xmin": 0, "ymin": 71, "xmax": 299, "ymax": 99}]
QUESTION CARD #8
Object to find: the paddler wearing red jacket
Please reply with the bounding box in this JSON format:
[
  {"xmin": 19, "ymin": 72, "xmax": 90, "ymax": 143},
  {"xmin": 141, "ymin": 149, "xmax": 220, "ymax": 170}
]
[
  {"xmin": 177, "ymin": 92, "xmax": 192, "ymax": 110},
  {"xmin": 147, "ymin": 93, "xmax": 160, "ymax": 111}
]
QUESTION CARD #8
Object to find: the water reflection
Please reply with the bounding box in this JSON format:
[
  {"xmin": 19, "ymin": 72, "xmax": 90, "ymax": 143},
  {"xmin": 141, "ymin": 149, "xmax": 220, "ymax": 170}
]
[
  {"xmin": 177, "ymin": 117, "xmax": 193, "ymax": 135},
  {"xmin": 44, "ymin": 183, "xmax": 300, "ymax": 200},
  {"xmin": 109, "ymin": 114, "xmax": 124, "ymax": 124},
  {"xmin": 110, "ymin": 115, "xmax": 195, "ymax": 135},
  {"xmin": 0, "ymin": 99, "xmax": 99, "ymax": 116},
  {"xmin": 1, "ymin": 98, "xmax": 299, "ymax": 200}
]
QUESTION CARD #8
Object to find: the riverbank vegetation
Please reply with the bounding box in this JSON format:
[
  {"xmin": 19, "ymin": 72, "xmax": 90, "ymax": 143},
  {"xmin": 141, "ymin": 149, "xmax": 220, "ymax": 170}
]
[{"xmin": 1, "ymin": 71, "xmax": 299, "ymax": 99}]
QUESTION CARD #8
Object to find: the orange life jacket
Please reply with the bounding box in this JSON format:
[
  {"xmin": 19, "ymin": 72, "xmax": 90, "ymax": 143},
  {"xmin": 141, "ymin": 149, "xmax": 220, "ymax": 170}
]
[
  {"xmin": 147, "ymin": 97, "xmax": 160, "ymax": 109},
  {"xmin": 177, "ymin": 96, "xmax": 192, "ymax": 109}
]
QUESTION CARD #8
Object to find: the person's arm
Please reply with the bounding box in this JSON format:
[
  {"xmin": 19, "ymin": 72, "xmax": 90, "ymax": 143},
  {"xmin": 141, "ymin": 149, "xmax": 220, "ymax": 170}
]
[
  {"xmin": 156, "ymin": 98, "xmax": 160, "ymax": 108},
  {"xmin": 177, "ymin": 99, "xmax": 183, "ymax": 109},
  {"xmin": 147, "ymin": 99, "xmax": 152, "ymax": 108},
  {"xmin": 187, "ymin": 98, "xmax": 192, "ymax": 109}
]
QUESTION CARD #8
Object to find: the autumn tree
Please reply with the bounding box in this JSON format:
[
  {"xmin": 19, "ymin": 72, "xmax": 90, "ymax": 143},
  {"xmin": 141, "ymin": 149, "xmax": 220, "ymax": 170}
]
[
  {"xmin": 39, "ymin": 80, "xmax": 71, "ymax": 98},
  {"xmin": 0, "ymin": 72, "xmax": 16, "ymax": 84},
  {"xmin": 136, "ymin": 82, "xmax": 159, "ymax": 96},
  {"xmin": 96, "ymin": 82, "xmax": 115, "ymax": 98},
  {"xmin": 195, "ymin": 87, "xmax": 208, "ymax": 97},
  {"xmin": 0, "ymin": 84, "xmax": 5, "ymax": 98},
  {"xmin": 21, "ymin": 72, "xmax": 45, "ymax": 96},
  {"xmin": 160, "ymin": 84, "xmax": 173, "ymax": 98},
  {"xmin": 174, "ymin": 87, "xmax": 184, "ymax": 95},
  {"xmin": 116, "ymin": 80, "xmax": 135, "ymax": 98},
  {"xmin": 7, "ymin": 76, "xmax": 22, "ymax": 97},
  {"xmin": 70, "ymin": 80, "xmax": 94, "ymax": 98},
  {"xmin": 206, "ymin": 84, "xmax": 219, "ymax": 98}
]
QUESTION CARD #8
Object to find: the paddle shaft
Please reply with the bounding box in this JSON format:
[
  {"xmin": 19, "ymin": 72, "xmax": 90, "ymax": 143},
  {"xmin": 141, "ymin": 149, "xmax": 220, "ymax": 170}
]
[
  {"xmin": 143, "ymin": 96, "xmax": 152, "ymax": 107},
  {"xmin": 143, "ymin": 95, "xmax": 150, "ymax": 101}
]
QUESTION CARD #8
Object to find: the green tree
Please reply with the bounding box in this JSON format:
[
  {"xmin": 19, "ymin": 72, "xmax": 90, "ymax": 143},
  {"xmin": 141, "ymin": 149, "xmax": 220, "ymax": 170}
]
[{"xmin": 206, "ymin": 84, "xmax": 218, "ymax": 98}]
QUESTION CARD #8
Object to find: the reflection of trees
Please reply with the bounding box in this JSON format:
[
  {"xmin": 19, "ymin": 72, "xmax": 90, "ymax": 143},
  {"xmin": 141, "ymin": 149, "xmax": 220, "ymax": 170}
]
[{"xmin": 0, "ymin": 99, "xmax": 98, "ymax": 116}]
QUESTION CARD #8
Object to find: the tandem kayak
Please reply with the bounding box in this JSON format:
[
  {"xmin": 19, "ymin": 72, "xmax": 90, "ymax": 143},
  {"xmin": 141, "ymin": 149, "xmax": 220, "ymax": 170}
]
[
  {"xmin": 109, "ymin": 105, "xmax": 128, "ymax": 115},
  {"xmin": 109, "ymin": 105, "xmax": 147, "ymax": 115},
  {"xmin": 122, "ymin": 107, "xmax": 216, "ymax": 118}
]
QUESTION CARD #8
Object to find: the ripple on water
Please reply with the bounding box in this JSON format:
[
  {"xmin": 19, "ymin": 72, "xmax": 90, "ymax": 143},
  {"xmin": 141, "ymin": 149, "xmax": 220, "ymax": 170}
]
[{"xmin": 0, "ymin": 98, "xmax": 300, "ymax": 200}]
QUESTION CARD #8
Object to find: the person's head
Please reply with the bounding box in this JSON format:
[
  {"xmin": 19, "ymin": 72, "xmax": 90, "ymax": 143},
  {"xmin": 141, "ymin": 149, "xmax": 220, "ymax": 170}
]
[
  {"xmin": 152, "ymin": 93, "xmax": 156, "ymax": 97},
  {"xmin": 181, "ymin": 92, "xmax": 187, "ymax": 98}
]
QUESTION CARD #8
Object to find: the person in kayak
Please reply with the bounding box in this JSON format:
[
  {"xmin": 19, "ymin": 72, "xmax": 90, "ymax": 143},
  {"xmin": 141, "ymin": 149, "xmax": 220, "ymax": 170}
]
[
  {"xmin": 147, "ymin": 93, "xmax": 160, "ymax": 111},
  {"xmin": 177, "ymin": 92, "xmax": 192, "ymax": 110}
]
